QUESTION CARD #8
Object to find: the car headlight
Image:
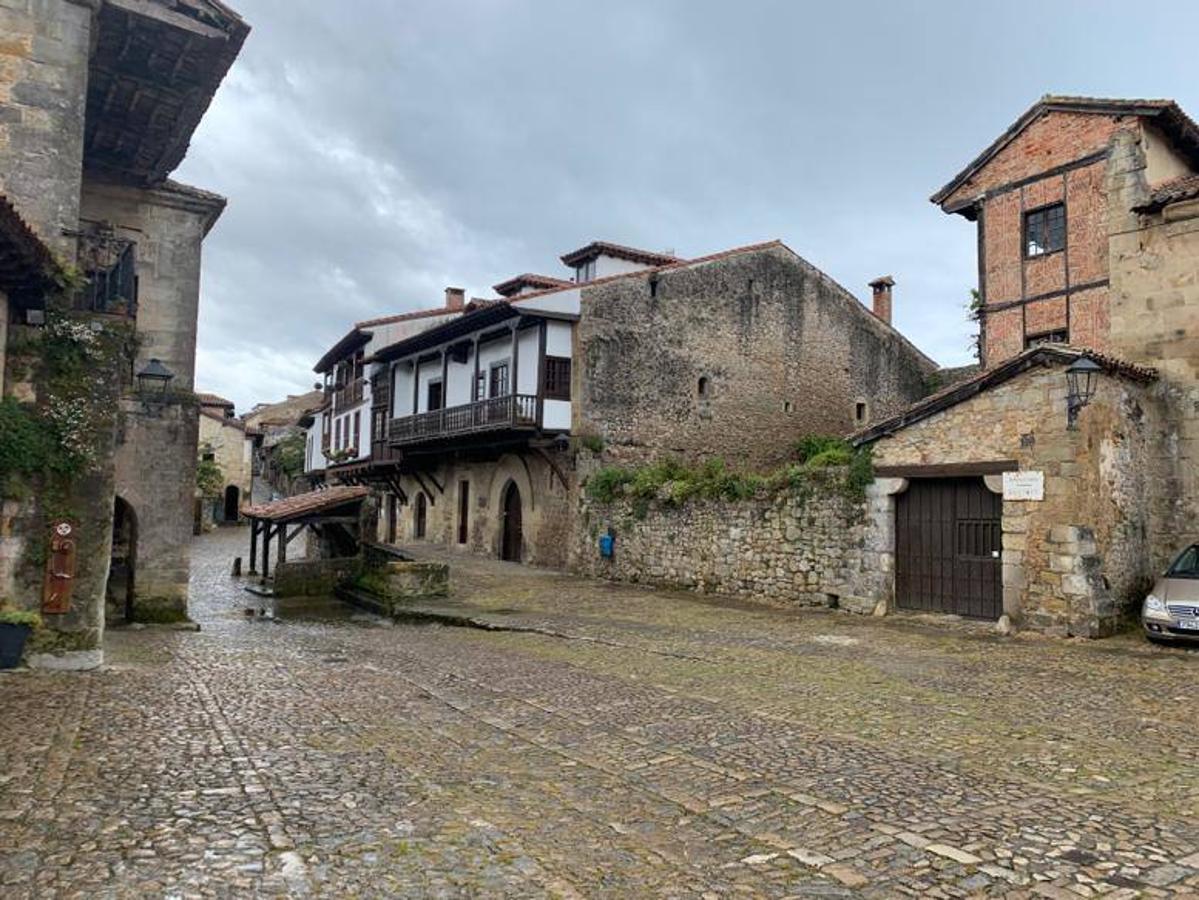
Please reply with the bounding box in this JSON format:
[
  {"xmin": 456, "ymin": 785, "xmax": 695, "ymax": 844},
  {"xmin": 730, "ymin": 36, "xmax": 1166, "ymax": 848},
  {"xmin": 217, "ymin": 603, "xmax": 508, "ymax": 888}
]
[{"xmin": 1145, "ymin": 594, "xmax": 1166, "ymax": 613}]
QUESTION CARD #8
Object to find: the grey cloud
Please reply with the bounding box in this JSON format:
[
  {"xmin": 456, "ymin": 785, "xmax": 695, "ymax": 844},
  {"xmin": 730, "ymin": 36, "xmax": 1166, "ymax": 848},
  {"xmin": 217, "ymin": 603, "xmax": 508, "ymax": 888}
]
[{"xmin": 176, "ymin": 0, "xmax": 1199, "ymax": 413}]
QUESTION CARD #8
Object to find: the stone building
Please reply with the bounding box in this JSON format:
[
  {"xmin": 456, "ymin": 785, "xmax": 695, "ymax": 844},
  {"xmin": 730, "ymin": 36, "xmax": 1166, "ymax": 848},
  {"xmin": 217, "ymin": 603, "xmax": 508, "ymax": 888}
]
[
  {"xmin": 846, "ymin": 96, "xmax": 1199, "ymax": 635},
  {"xmin": 0, "ymin": 0, "xmax": 247, "ymax": 665},
  {"xmin": 352, "ymin": 239, "xmax": 936, "ymax": 569},
  {"xmin": 196, "ymin": 393, "xmax": 252, "ymax": 529}
]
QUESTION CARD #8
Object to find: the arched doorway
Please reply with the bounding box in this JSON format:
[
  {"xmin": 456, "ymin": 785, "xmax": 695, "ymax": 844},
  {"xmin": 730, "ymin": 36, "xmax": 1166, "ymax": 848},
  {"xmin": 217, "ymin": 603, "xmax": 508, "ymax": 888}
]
[
  {"xmin": 414, "ymin": 492, "xmax": 427, "ymax": 539},
  {"xmin": 501, "ymin": 481, "xmax": 522, "ymax": 562},
  {"xmin": 223, "ymin": 485, "xmax": 240, "ymax": 523},
  {"xmin": 107, "ymin": 497, "xmax": 137, "ymax": 623}
]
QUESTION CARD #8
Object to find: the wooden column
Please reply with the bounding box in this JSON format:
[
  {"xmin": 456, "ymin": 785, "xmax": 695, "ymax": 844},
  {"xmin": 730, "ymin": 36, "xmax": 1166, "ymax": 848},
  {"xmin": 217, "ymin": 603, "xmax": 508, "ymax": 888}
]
[
  {"xmin": 262, "ymin": 524, "xmax": 272, "ymax": 579},
  {"xmin": 277, "ymin": 521, "xmax": 287, "ymax": 567},
  {"xmin": 411, "ymin": 359, "xmax": 419, "ymax": 415},
  {"xmin": 440, "ymin": 347, "xmax": 449, "ymax": 425},
  {"xmin": 536, "ymin": 319, "xmax": 547, "ymax": 426},
  {"xmin": 510, "ymin": 320, "xmax": 519, "ymax": 413},
  {"xmin": 249, "ymin": 519, "xmax": 259, "ymax": 575}
]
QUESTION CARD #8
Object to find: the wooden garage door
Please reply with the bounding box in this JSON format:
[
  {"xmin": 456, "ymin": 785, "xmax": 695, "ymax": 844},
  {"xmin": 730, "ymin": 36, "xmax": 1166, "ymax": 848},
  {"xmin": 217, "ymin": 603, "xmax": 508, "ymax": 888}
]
[{"xmin": 895, "ymin": 478, "xmax": 1002, "ymax": 620}]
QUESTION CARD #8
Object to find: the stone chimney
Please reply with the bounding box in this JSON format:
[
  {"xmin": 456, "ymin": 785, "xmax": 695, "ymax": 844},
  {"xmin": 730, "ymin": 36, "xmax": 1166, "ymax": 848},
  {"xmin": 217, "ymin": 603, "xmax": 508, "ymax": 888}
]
[
  {"xmin": 869, "ymin": 276, "xmax": 895, "ymax": 325},
  {"xmin": 445, "ymin": 287, "xmax": 465, "ymax": 311}
]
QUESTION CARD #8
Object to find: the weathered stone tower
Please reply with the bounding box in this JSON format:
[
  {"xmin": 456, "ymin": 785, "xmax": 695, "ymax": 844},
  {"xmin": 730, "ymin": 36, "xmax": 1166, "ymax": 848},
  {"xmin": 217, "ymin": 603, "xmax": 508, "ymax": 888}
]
[{"xmin": 0, "ymin": 0, "xmax": 248, "ymax": 666}]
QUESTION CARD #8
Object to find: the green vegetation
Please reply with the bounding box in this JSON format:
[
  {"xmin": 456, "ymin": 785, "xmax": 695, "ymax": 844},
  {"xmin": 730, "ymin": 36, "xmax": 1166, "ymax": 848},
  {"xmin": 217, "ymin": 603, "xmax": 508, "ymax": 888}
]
[
  {"xmin": 276, "ymin": 432, "xmax": 308, "ymax": 476},
  {"xmin": 196, "ymin": 452, "xmax": 224, "ymax": 498},
  {"xmin": 0, "ymin": 607, "xmax": 42, "ymax": 629},
  {"xmin": 578, "ymin": 432, "xmax": 605, "ymax": 454},
  {"xmin": 585, "ymin": 437, "xmax": 874, "ymax": 517}
]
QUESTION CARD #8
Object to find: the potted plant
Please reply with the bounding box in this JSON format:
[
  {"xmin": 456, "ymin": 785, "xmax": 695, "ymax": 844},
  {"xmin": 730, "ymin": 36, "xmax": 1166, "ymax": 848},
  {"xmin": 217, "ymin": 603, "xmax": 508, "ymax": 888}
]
[{"xmin": 0, "ymin": 607, "xmax": 41, "ymax": 669}]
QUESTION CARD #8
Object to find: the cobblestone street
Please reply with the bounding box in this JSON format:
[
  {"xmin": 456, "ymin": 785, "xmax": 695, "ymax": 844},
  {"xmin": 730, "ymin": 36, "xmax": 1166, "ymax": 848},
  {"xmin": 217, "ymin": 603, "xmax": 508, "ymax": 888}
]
[{"xmin": 2, "ymin": 528, "xmax": 1198, "ymax": 898}]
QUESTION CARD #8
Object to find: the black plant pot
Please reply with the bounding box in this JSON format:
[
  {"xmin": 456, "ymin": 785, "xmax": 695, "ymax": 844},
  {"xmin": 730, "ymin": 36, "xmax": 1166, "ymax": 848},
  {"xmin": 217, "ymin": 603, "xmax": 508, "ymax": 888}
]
[{"xmin": 0, "ymin": 623, "xmax": 32, "ymax": 669}]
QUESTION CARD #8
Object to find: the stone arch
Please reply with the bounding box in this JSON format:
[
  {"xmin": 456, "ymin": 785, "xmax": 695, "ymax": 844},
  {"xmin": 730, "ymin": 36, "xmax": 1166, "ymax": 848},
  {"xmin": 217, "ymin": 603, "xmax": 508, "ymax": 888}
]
[
  {"xmin": 486, "ymin": 454, "xmax": 537, "ymax": 560},
  {"xmin": 414, "ymin": 492, "xmax": 428, "ymax": 539},
  {"xmin": 107, "ymin": 496, "xmax": 138, "ymax": 624},
  {"xmin": 500, "ymin": 480, "xmax": 523, "ymax": 562}
]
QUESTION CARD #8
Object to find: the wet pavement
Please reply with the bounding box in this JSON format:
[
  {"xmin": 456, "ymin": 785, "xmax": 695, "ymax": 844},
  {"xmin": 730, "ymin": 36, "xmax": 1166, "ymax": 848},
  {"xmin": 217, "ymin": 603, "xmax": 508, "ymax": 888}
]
[{"xmin": 1, "ymin": 528, "xmax": 1197, "ymax": 898}]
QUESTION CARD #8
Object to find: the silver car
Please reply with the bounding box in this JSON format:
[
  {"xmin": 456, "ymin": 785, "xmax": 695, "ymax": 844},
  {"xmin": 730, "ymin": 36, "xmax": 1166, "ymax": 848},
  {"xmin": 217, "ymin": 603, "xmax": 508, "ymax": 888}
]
[{"xmin": 1143, "ymin": 545, "xmax": 1199, "ymax": 644}]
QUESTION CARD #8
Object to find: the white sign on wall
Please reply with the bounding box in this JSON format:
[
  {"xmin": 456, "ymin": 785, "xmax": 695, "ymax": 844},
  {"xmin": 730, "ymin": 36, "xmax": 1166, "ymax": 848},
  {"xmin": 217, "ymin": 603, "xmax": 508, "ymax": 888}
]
[{"xmin": 1002, "ymin": 470, "xmax": 1044, "ymax": 501}]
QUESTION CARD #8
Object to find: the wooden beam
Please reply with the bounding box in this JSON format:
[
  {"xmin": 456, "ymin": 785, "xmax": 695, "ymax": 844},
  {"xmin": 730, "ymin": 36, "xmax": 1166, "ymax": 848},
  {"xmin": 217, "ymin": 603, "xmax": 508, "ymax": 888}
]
[
  {"xmin": 412, "ymin": 471, "xmax": 435, "ymax": 506},
  {"xmin": 248, "ymin": 518, "xmax": 259, "ymax": 575}
]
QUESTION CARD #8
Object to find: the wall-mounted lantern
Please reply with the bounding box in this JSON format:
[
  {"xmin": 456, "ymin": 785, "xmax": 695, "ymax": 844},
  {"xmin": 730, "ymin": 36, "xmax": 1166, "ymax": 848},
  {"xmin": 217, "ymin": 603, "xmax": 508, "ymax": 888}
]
[
  {"xmin": 1066, "ymin": 356, "xmax": 1102, "ymax": 429},
  {"xmin": 135, "ymin": 358, "xmax": 175, "ymax": 417}
]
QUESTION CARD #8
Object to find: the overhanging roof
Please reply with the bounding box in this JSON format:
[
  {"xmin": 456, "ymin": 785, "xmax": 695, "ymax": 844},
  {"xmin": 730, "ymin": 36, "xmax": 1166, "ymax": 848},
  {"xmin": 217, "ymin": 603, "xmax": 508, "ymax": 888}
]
[
  {"xmin": 0, "ymin": 194, "xmax": 60, "ymax": 308},
  {"xmin": 314, "ymin": 328, "xmax": 369, "ymax": 374},
  {"xmin": 370, "ymin": 302, "xmax": 521, "ymax": 364},
  {"xmin": 931, "ymin": 96, "xmax": 1199, "ymax": 210},
  {"xmin": 560, "ymin": 240, "xmax": 679, "ymax": 268},
  {"xmin": 852, "ymin": 346, "xmax": 1158, "ymax": 447},
  {"xmin": 85, "ymin": 0, "xmax": 250, "ymax": 185},
  {"xmin": 242, "ymin": 485, "xmax": 368, "ymax": 523}
]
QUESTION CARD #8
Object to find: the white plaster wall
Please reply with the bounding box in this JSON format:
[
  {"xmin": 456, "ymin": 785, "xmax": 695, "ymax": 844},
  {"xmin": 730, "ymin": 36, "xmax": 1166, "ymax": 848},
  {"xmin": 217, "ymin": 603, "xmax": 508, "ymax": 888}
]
[
  {"xmin": 593, "ymin": 256, "xmax": 649, "ymax": 279},
  {"xmin": 446, "ymin": 354, "xmax": 473, "ymax": 407},
  {"xmin": 393, "ymin": 364, "xmax": 413, "ymax": 417},
  {"xmin": 546, "ymin": 320, "xmax": 573, "ymax": 358},
  {"xmin": 518, "ymin": 289, "xmax": 581, "ymax": 316},
  {"xmin": 543, "ymin": 400, "xmax": 571, "ymax": 430},
  {"xmin": 517, "ymin": 328, "xmax": 539, "ymax": 395},
  {"xmin": 1143, "ymin": 123, "xmax": 1194, "ymax": 185}
]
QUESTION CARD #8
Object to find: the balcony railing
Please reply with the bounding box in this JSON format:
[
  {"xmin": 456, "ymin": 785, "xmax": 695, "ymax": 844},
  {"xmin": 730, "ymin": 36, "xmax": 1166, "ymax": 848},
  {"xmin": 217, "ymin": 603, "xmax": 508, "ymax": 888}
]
[
  {"xmin": 75, "ymin": 230, "xmax": 137, "ymax": 317},
  {"xmin": 333, "ymin": 377, "xmax": 365, "ymax": 411},
  {"xmin": 389, "ymin": 393, "xmax": 539, "ymax": 447}
]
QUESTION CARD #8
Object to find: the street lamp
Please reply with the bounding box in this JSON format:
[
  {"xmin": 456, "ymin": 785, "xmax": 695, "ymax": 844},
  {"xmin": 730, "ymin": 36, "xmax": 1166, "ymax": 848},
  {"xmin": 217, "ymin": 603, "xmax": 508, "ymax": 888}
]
[
  {"xmin": 1066, "ymin": 356, "xmax": 1102, "ymax": 429},
  {"xmin": 136, "ymin": 358, "xmax": 174, "ymax": 395}
]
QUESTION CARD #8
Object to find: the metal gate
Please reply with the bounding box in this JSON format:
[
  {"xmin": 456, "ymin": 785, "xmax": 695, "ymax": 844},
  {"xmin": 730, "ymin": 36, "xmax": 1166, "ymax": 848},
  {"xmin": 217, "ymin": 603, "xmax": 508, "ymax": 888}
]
[{"xmin": 895, "ymin": 478, "xmax": 1002, "ymax": 619}]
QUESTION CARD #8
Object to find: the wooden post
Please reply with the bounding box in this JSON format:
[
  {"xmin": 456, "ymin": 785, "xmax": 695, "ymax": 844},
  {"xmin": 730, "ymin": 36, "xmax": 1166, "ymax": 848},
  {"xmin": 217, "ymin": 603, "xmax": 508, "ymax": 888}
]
[
  {"xmin": 277, "ymin": 521, "xmax": 287, "ymax": 567},
  {"xmin": 536, "ymin": 318, "xmax": 547, "ymax": 426},
  {"xmin": 440, "ymin": 347, "xmax": 449, "ymax": 427},
  {"xmin": 509, "ymin": 320, "xmax": 520, "ymax": 421},
  {"xmin": 249, "ymin": 519, "xmax": 259, "ymax": 575},
  {"xmin": 262, "ymin": 523, "xmax": 272, "ymax": 579},
  {"xmin": 411, "ymin": 358, "xmax": 419, "ymax": 416},
  {"xmin": 472, "ymin": 336, "xmax": 481, "ymax": 425}
]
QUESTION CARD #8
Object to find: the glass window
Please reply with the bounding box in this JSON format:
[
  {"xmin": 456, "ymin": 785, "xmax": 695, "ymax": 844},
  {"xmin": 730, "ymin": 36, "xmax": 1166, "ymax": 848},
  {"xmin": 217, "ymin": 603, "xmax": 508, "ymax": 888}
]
[
  {"xmin": 1025, "ymin": 203, "xmax": 1065, "ymax": 257},
  {"xmin": 543, "ymin": 356, "xmax": 571, "ymax": 401},
  {"xmin": 1167, "ymin": 545, "xmax": 1199, "ymax": 578}
]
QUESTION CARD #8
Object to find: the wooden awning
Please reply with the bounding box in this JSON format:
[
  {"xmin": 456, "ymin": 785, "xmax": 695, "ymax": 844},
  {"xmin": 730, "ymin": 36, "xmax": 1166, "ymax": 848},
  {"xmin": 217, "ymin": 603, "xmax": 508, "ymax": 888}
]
[{"xmin": 242, "ymin": 485, "xmax": 368, "ymax": 524}]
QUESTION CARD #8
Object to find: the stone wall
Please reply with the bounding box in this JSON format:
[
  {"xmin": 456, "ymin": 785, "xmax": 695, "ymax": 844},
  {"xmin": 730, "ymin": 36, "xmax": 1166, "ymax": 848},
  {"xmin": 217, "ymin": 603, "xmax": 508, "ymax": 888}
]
[
  {"xmin": 1107, "ymin": 128, "xmax": 1199, "ymax": 567},
  {"xmin": 575, "ymin": 244, "xmax": 936, "ymax": 469},
  {"xmin": 387, "ymin": 448, "xmax": 575, "ymax": 568},
  {"xmin": 114, "ymin": 398, "xmax": 199, "ymax": 620},
  {"xmin": 0, "ymin": 0, "xmax": 92, "ymax": 257},
  {"xmin": 274, "ymin": 555, "xmax": 362, "ymax": 599},
  {"xmin": 870, "ymin": 364, "xmax": 1167, "ymax": 636},
  {"xmin": 198, "ymin": 413, "xmax": 251, "ymax": 521},
  {"xmin": 573, "ymin": 473, "xmax": 889, "ymax": 615}
]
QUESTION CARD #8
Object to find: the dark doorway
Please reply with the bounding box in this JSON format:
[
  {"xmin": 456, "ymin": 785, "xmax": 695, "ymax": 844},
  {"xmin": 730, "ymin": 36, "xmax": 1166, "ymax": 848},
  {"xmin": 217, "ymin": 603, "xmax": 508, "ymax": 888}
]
[
  {"xmin": 457, "ymin": 481, "xmax": 470, "ymax": 544},
  {"xmin": 223, "ymin": 485, "xmax": 240, "ymax": 523},
  {"xmin": 387, "ymin": 493, "xmax": 398, "ymax": 544},
  {"xmin": 489, "ymin": 361, "xmax": 510, "ymax": 398},
  {"xmin": 426, "ymin": 380, "xmax": 443, "ymax": 411},
  {"xmin": 414, "ymin": 492, "xmax": 427, "ymax": 539},
  {"xmin": 501, "ymin": 481, "xmax": 522, "ymax": 562},
  {"xmin": 895, "ymin": 478, "xmax": 1002, "ymax": 620},
  {"xmin": 108, "ymin": 497, "xmax": 137, "ymax": 623}
]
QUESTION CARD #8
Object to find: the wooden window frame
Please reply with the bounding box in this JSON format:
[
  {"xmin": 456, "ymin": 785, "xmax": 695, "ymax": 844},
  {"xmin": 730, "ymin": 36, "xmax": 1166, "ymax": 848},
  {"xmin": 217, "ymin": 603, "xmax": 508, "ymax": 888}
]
[
  {"xmin": 1024, "ymin": 202, "xmax": 1066, "ymax": 259},
  {"xmin": 489, "ymin": 360, "xmax": 511, "ymax": 398},
  {"xmin": 1024, "ymin": 328, "xmax": 1069, "ymax": 349},
  {"xmin": 543, "ymin": 356, "xmax": 572, "ymax": 401}
]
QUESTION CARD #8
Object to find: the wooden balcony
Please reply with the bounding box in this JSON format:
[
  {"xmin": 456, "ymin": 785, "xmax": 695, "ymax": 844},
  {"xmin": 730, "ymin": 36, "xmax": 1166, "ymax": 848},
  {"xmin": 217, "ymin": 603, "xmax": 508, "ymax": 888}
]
[
  {"xmin": 389, "ymin": 394, "xmax": 540, "ymax": 447},
  {"xmin": 333, "ymin": 377, "xmax": 365, "ymax": 411}
]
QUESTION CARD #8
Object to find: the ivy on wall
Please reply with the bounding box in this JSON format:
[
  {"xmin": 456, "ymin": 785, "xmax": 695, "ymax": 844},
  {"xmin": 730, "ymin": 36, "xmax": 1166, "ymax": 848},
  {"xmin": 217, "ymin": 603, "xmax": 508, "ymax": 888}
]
[{"xmin": 584, "ymin": 437, "xmax": 874, "ymax": 520}]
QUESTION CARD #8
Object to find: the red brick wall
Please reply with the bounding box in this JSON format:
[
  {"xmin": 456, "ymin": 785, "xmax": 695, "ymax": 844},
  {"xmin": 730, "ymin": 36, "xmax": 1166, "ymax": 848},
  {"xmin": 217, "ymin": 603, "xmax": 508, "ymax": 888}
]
[{"xmin": 956, "ymin": 111, "xmax": 1132, "ymax": 366}]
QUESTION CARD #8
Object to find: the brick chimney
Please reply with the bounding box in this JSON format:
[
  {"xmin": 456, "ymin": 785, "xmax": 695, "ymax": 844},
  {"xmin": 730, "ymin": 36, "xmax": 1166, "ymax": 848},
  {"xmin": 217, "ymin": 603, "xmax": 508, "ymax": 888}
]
[
  {"xmin": 868, "ymin": 276, "xmax": 895, "ymax": 325},
  {"xmin": 445, "ymin": 287, "xmax": 465, "ymax": 311}
]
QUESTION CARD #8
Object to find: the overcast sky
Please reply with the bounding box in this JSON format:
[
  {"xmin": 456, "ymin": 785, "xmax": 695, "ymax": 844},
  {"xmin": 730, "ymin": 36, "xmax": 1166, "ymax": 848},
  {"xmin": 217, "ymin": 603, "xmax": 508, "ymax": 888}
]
[{"xmin": 176, "ymin": 0, "xmax": 1199, "ymax": 413}]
